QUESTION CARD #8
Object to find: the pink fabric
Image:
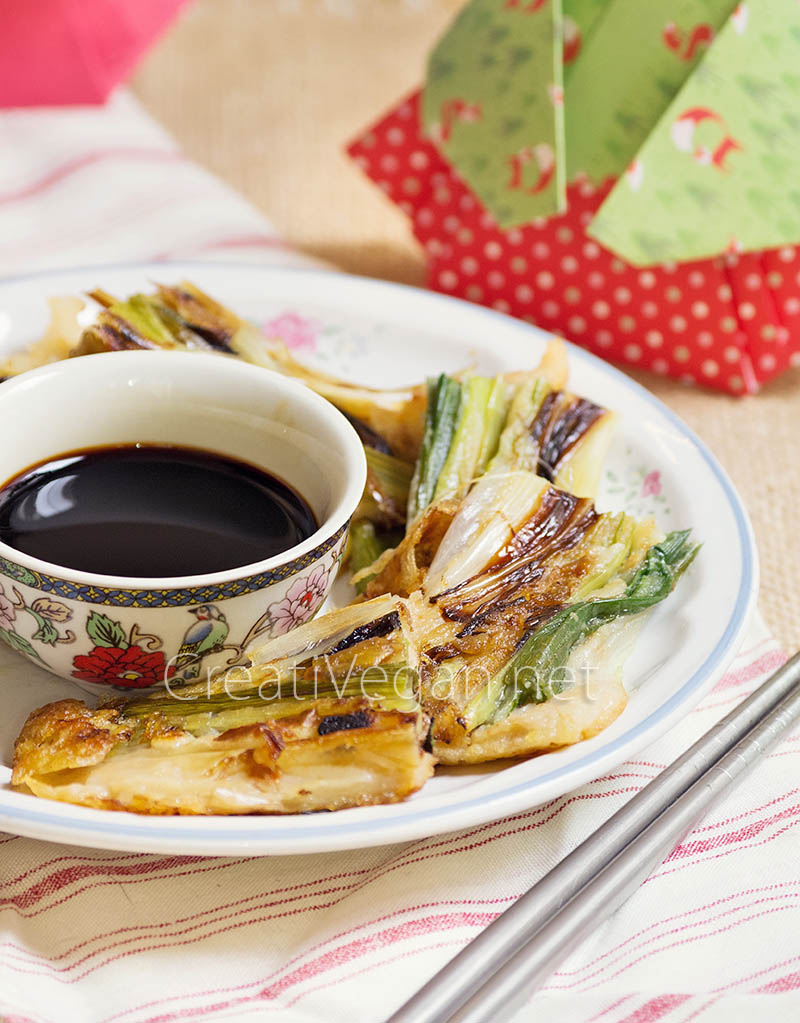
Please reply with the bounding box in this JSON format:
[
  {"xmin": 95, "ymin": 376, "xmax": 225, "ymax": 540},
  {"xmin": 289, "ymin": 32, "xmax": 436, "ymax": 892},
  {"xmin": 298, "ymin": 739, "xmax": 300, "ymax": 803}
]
[{"xmin": 0, "ymin": 0, "xmax": 189, "ymax": 107}]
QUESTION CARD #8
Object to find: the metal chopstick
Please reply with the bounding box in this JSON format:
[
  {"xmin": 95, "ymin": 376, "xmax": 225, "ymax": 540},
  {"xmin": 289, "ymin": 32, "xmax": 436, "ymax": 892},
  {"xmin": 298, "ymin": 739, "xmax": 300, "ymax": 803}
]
[{"xmin": 387, "ymin": 650, "xmax": 800, "ymax": 1023}]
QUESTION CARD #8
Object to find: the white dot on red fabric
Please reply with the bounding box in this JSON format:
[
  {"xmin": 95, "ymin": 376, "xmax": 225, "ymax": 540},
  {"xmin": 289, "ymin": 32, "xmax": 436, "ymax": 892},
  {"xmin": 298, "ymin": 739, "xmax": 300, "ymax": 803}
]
[
  {"xmin": 779, "ymin": 246, "xmax": 796, "ymax": 262},
  {"xmin": 557, "ymin": 227, "xmax": 574, "ymax": 244},
  {"xmin": 624, "ymin": 343, "xmax": 642, "ymax": 361},
  {"xmin": 461, "ymin": 257, "xmax": 478, "ymax": 275},
  {"xmin": 688, "ymin": 270, "xmax": 705, "ymax": 288},
  {"xmin": 777, "ymin": 325, "xmax": 790, "ymax": 342},
  {"xmin": 596, "ymin": 329, "xmax": 613, "ymax": 347},
  {"xmin": 767, "ymin": 271, "xmax": 783, "ymax": 289},
  {"xmin": 565, "ymin": 287, "xmax": 582, "ymax": 305},
  {"xmin": 532, "ymin": 217, "xmax": 548, "ymax": 230},
  {"xmin": 378, "ymin": 180, "xmax": 392, "ymax": 193},
  {"xmin": 745, "ymin": 273, "xmax": 761, "ymax": 291},
  {"xmin": 409, "ymin": 150, "xmax": 429, "ymax": 170},
  {"xmin": 738, "ymin": 302, "xmax": 756, "ymax": 320},
  {"xmin": 507, "ymin": 229, "xmax": 524, "ymax": 245},
  {"xmin": 760, "ymin": 353, "xmax": 777, "ymax": 371},
  {"xmin": 438, "ymin": 270, "xmax": 458, "ymax": 290},
  {"xmin": 402, "ymin": 177, "xmax": 421, "ymax": 195},
  {"xmin": 459, "ymin": 194, "xmax": 475, "ymax": 211},
  {"xmin": 417, "ymin": 208, "xmax": 434, "ymax": 227},
  {"xmin": 397, "ymin": 103, "xmax": 413, "ymax": 119},
  {"xmin": 579, "ymin": 211, "xmax": 594, "ymax": 226},
  {"xmin": 785, "ymin": 297, "xmax": 800, "ymax": 315},
  {"xmin": 761, "ymin": 324, "xmax": 776, "ymax": 340},
  {"xmin": 611, "ymin": 259, "xmax": 626, "ymax": 274},
  {"xmin": 444, "ymin": 215, "xmax": 460, "ymax": 233},
  {"xmin": 515, "ymin": 284, "xmax": 534, "ymax": 303},
  {"xmin": 721, "ymin": 316, "xmax": 737, "ymax": 333},
  {"xmin": 670, "ymin": 315, "xmax": 687, "ymax": 333},
  {"xmin": 691, "ymin": 301, "xmax": 709, "ymax": 319},
  {"xmin": 402, "ymin": 200, "xmax": 419, "ymax": 216},
  {"xmin": 466, "ymin": 285, "xmax": 484, "ymax": 302},
  {"xmin": 792, "ymin": 351, "xmax": 800, "ymax": 368},
  {"xmin": 354, "ymin": 154, "xmax": 370, "ymax": 170},
  {"xmin": 701, "ymin": 359, "xmax": 719, "ymax": 378},
  {"xmin": 542, "ymin": 300, "xmax": 560, "ymax": 317},
  {"xmin": 579, "ymin": 179, "xmax": 596, "ymax": 197},
  {"xmin": 533, "ymin": 242, "xmax": 550, "ymax": 260},
  {"xmin": 488, "ymin": 270, "xmax": 506, "ymax": 289},
  {"xmin": 561, "ymin": 256, "xmax": 579, "ymax": 273},
  {"xmin": 361, "ymin": 132, "xmax": 376, "ymax": 148},
  {"xmin": 381, "ymin": 154, "xmax": 399, "ymax": 172},
  {"xmin": 645, "ymin": 330, "xmax": 663, "ymax": 348},
  {"xmin": 642, "ymin": 301, "xmax": 658, "ymax": 318},
  {"xmin": 698, "ymin": 331, "xmax": 713, "ymax": 348},
  {"xmin": 568, "ymin": 316, "xmax": 587, "ymax": 334},
  {"xmin": 653, "ymin": 358, "xmax": 669, "ymax": 374},
  {"xmin": 484, "ymin": 241, "xmax": 503, "ymax": 260},
  {"xmin": 480, "ymin": 213, "xmax": 495, "ymax": 230},
  {"xmin": 435, "ymin": 187, "xmax": 452, "ymax": 205},
  {"xmin": 511, "ymin": 256, "xmax": 528, "ymax": 274},
  {"xmin": 724, "ymin": 345, "xmax": 740, "ymax": 363},
  {"xmin": 387, "ymin": 127, "xmax": 406, "ymax": 145},
  {"xmin": 458, "ymin": 228, "xmax": 474, "ymax": 245},
  {"xmin": 614, "ymin": 287, "xmax": 632, "ymax": 305},
  {"xmin": 674, "ymin": 345, "xmax": 690, "ymax": 363},
  {"xmin": 583, "ymin": 241, "xmax": 600, "ymax": 259},
  {"xmin": 536, "ymin": 271, "xmax": 555, "ymax": 289},
  {"xmin": 638, "ymin": 271, "xmax": 656, "ymax": 289},
  {"xmin": 493, "ymin": 299, "xmax": 510, "ymax": 313},
  {"xmin": 728, "ymin": 375, "xmax": 744, "ymax": 392},
  {"xmin": 666, "ymin": 286, "xmax": 682, "ymax": 303},
  {"xmin": 725, "ymin": 253, "xmax": 739, "ymax": 267},
  {"xmin": 426, "ymin": 239, "xmax": 445, "ymax": 257},
  {"xmin": 589, "ymin": 272, "xmax": 605, "ymax": 289},
  {"xmin": 619, "ymin": 315, "xmax": 636, "ymax": 333},
  {"xmin": 717, "ymin": 284, "xmax": 733, "ymax": 301},
  {"xmin": 593, "ymin": 300, "xmax": 610, "ymax": 319}
]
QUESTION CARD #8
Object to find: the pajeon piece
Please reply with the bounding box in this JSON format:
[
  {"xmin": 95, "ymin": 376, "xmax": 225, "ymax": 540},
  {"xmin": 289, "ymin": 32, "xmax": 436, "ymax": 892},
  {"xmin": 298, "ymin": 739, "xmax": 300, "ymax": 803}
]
[
  {"xmin": 12, "ymin": 597, "xmax": 435, "ymax": 814},
  {"xmin": 8, "ymin": 280, "xmax": 698, "ymax": 814}
]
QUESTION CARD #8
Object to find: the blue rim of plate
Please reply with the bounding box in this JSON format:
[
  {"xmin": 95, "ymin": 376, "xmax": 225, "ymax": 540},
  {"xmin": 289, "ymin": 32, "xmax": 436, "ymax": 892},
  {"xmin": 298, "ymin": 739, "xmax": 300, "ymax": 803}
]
[{"xmin": 0, "ymin": 262, "xmax": 758, "ymax": 844}]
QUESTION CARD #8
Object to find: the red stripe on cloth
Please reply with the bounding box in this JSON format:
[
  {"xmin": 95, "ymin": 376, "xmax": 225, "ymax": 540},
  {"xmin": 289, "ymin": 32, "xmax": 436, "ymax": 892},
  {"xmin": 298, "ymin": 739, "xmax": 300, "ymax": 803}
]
[
  {"xmin": 687, "ymin": 788, "xmax": 800, "ymax": 836},
  {"xmin": 666, "ymin": 801, "xmax": 800, "ymax": 861},
  {"xmin": 153, "ymin": 234, "xmax": 289, "ymax": 260},
  {"xmin": 617, "ymin": 994, "xmax": 692, "ymax": 1023},
  {"xmin": 587, "ymin": 995, "xmax": 635, "ymax": 1022},
  {"xmin": 551, "ymin": 883, "xmax": 800, "ymax": 982},
  {"xmin": 0, "ymin": 149, "xmax": 181, "ymax": 204},
  {"xmin": 755, "ymin": 970, "xmax": 800, "ymax": 993},
  {"xmin": 7, "ymin": 784, "xmax": 643, "ymax": 920},
  {"xmin": 0, "ymin": 896, "xmax": 512, "ymax": 981},
  {"xmin": 707, "ymin": 651, "xmax": 787, "ymax": 693},
  {"xmin": 547, "ymin": 898, "xmax": 800, "ymax": 993}
]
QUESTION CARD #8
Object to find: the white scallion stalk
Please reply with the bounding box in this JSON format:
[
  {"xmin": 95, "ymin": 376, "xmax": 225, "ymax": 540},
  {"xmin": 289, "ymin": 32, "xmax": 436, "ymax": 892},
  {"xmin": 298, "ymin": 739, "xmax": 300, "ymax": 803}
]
[{"xmin": 425, "ymin": 472, "xmax": 549, "ymax": 595}]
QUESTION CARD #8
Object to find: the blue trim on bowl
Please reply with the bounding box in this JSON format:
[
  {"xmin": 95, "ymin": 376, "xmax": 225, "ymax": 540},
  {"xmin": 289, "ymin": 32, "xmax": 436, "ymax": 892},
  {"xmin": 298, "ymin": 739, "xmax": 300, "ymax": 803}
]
[
  {"xmin": 0, "ymin": 525, "xmax": 348, "ymax": 608},
  {"xmin": 0, "ymin": 263, "xmax": 757, "ymax": 845}
]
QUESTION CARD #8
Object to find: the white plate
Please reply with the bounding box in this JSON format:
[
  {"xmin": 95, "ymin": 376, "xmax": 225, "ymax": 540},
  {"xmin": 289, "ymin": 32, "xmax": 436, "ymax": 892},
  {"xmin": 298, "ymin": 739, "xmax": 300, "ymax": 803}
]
[{"xmin": 0, "ymin": 262, "xmax": 758, "ymax": 856}]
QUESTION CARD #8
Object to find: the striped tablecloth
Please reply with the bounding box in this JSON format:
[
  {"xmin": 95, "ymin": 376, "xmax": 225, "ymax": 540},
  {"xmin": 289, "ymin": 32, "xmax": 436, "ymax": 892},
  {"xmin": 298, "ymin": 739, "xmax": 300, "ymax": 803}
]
[{"xmin": 0, "ymin": 92, "xmax": 796, "ymax": 1023}]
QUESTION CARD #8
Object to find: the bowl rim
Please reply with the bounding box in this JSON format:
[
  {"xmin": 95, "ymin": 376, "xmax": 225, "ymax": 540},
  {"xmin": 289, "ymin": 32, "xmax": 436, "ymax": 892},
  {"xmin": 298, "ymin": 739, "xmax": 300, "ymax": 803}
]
[{"xmin": 0, "ymin": 350, "xmax": 367, "ymax": 590}]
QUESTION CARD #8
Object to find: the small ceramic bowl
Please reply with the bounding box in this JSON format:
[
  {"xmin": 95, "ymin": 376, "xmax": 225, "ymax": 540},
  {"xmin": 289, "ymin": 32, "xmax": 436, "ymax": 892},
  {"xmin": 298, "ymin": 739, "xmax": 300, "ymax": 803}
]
[{"xmin": 0, "ymin": 351, "xmax": 366, "ymax": 692}]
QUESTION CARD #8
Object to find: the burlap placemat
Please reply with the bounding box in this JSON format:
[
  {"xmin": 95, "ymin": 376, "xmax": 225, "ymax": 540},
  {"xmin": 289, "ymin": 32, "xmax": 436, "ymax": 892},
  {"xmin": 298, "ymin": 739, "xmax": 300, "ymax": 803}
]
[{"xmin": 133, "ymin": 0, "xmax": 799, "ymax": 649}]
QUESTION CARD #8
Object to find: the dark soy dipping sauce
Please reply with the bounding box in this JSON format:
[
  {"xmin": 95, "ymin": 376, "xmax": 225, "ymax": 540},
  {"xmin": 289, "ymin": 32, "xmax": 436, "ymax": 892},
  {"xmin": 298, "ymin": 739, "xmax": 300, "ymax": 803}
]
[{"xmin": 0, "ymin": 445, "xmax": 317, "ymax": 578}]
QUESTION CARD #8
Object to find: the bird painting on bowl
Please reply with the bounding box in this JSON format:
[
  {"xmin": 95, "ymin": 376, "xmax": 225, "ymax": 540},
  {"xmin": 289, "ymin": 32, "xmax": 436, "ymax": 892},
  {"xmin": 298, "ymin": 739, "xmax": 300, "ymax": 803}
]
[{"xmin": 173, "ymin": 605, "xmax": 230, "ymax": 679}]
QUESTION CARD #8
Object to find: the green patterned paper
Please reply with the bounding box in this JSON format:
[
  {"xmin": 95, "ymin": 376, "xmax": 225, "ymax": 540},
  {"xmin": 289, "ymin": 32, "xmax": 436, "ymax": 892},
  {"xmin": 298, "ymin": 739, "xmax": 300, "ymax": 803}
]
[
  {"xmin": 565, "ymin": 0, "xmax": 735, "ymax": 183},
  {"xmin": 562, "ymin": 0, "xmax": 612, "ymax": 63},
  {"xmin": 589, "ymin": 0, "xmax": 800, "ymax": 265},
  {"xmin": 423, "ymin": 0, "xmax": 565, "ymax": 227}
]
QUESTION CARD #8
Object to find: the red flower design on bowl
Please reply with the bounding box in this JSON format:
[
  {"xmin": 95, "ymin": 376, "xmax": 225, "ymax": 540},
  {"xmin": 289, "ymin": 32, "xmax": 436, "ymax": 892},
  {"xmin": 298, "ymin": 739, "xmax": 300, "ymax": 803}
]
[{"xmin": 71, "ymin": 645, "xmax": 171, "ymax": 688}]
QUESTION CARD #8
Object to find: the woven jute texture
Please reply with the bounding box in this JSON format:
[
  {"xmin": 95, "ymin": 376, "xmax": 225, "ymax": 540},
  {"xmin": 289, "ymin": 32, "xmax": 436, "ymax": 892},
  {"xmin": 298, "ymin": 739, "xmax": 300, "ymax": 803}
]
[{"xmin": 133, "ymin": 0, "xmax": 800, "ymax": 650}]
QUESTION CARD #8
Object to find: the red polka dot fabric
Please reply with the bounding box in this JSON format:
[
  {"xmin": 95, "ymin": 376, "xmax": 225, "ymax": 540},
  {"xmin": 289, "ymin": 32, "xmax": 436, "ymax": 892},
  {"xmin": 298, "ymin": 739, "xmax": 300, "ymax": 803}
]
[{"xmin": 348, "ymin": 92, "xmax": 800, "ymax": 394}]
